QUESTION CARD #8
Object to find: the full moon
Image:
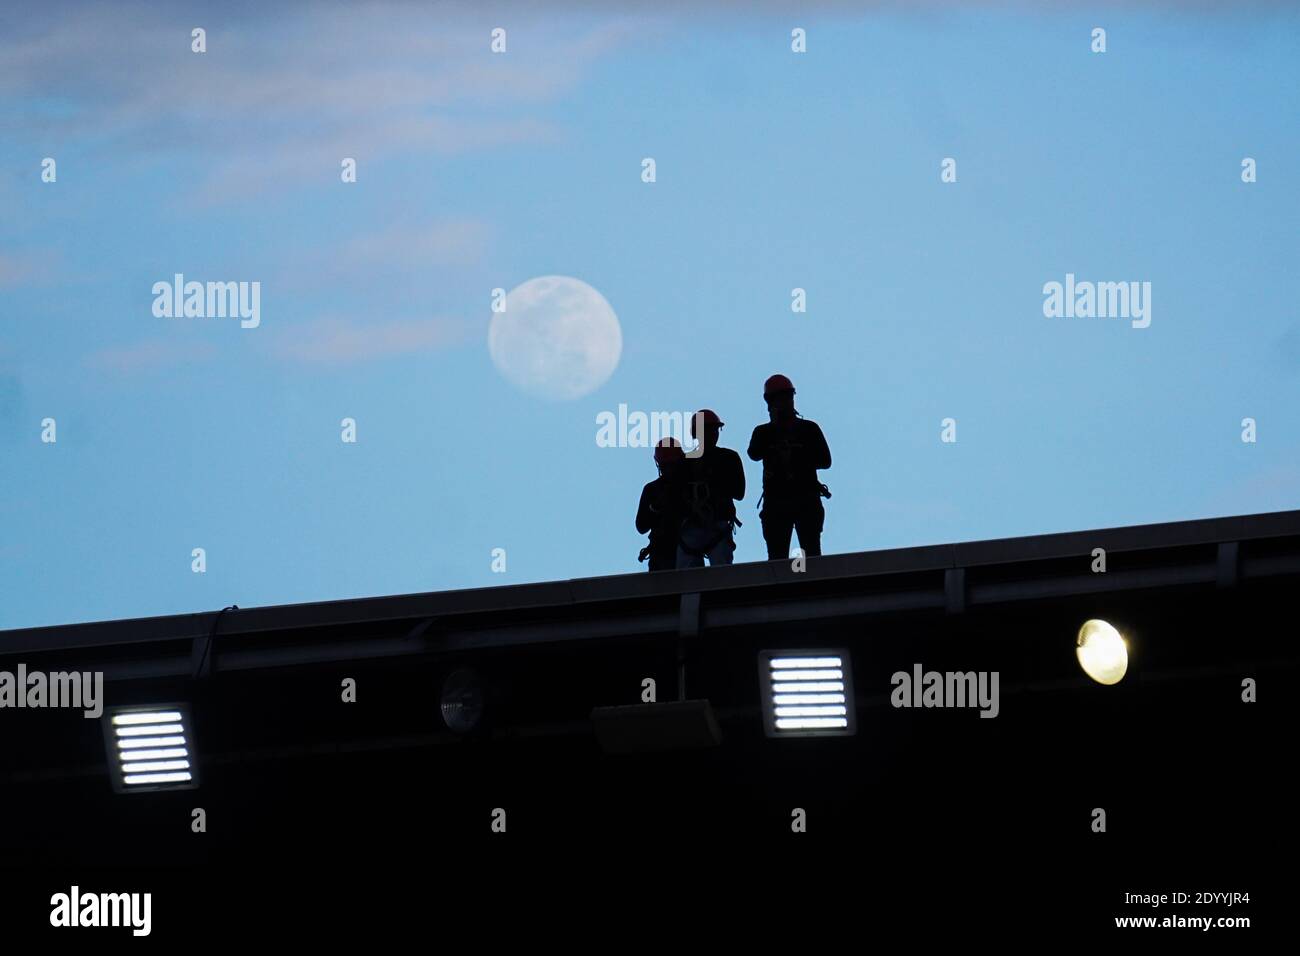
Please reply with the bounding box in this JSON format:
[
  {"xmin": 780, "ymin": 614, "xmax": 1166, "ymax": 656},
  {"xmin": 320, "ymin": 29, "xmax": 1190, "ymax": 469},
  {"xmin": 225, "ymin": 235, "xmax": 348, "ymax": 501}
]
[{"xmin": 488, "ymin": 276, "xmax": 622, "ymax": 401}]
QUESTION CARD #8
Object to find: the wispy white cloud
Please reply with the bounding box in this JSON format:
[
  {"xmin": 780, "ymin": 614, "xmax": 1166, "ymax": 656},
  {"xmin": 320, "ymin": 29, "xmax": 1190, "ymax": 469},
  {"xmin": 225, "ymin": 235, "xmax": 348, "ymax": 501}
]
[
  {"xmin": 332, "ymin": 218, "xmax": 492, "ymax": 275},
  {"xmin": 268, "ymin": 314, "xmax": 473, "ymax": 365},
  {"xmin": 261, "ymin": 214, "xmax": 489, "ymax": 365},
  {"xmin": 0, "ymin": 3, "xmax": 636, "ymax": 205},
  {"xmin": 193, "ymin": 117, "xmax": 559, "ymax": 206},
  {"xmin": 0, "ymin": 251, "xmax": 56, "ymax": 289},
  {"xmin": 275, "ymin": 213, "xmax": 493, "ymax": 301},
  {"xmin": 83, "ymin": 338, "xmax": 219, "ymax": 373}
]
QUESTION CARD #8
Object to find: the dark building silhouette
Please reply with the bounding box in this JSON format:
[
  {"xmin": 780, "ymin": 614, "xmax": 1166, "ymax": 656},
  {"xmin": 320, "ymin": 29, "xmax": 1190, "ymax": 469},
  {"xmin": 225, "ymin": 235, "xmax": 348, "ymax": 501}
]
[{"xmin": 1, "ymin": 508, "xmax": 1295, "ymax": 933}]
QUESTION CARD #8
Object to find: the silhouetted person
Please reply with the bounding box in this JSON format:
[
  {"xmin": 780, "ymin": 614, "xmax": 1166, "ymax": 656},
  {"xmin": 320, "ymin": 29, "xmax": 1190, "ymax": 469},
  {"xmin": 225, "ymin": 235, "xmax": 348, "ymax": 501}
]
[
  {"xmin": 676, "ymin": 409, "xmax": 745, "ymax": 568},
  {"xmin": 748, "ymin": 374, "xmax": 831, "ymax": 560},
  {"xmin": 637, "ymin": 437, "xmax": 686, "ymax": 572}
]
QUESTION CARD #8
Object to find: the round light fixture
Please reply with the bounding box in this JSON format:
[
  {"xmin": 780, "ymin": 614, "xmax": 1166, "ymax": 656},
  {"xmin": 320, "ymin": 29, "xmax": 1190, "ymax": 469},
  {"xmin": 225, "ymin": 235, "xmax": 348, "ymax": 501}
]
[
  {"xmin": 1076, "ymin": 619, "xmax": 1128, "ymax": 685},
  {"xmin": 440, "ymin": 667, "xmax": 485, "ymax": 734}
]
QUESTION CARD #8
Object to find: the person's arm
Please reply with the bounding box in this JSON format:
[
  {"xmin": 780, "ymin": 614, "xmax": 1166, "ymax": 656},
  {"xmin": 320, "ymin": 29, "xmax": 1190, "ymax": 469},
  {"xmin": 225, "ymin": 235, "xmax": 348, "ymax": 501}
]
[
  {"xmin": 730, "ymin": 450, "xmax": 746, "ymax": 501},
  {"xmin": 635, "ymin": 485, "xmax": 654, "ymax": 534},
  {"xmin": 809, "ymin": 422, "xmax": 831, "ymax": 470},
  {"xmin": 747, "ymin": 425, "xmax": 765, "ymax": 462}
]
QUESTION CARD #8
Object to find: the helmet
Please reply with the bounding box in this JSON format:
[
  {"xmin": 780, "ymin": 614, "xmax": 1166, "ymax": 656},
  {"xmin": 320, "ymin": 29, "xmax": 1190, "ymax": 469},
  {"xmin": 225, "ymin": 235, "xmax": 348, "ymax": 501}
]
[
  {"xmin": 654, "ymin": 436, "xmax": 685, "ymax": 466},
  {"xmin": 690, "ymin": 408, "xmax": 723, "ymax": 437},
  {"xmin": 763, "ymin": 373, "xmax": 795, "ymax": 397}
]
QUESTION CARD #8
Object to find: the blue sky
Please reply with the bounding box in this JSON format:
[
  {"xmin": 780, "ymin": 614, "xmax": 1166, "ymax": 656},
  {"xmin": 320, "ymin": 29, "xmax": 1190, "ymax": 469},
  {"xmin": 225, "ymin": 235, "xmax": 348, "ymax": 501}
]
[{"xmin": 2, "ymin": 2, "xmax": 1297, "ymax": 629}]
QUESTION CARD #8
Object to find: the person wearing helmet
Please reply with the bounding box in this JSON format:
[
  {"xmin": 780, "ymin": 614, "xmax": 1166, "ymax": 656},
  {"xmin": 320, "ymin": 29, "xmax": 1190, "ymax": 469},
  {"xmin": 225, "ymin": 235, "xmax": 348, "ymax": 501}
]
[
  {"xmin": 636, "ymin": 437, "xmax": 687, "ymax": 571},
  {"xmin": 675, "ymin": 409, "xmax": 745, "ymax": 568},
  {"xmin": 747, "ymin": 374, "xmax": 832, "ymax": 560}
]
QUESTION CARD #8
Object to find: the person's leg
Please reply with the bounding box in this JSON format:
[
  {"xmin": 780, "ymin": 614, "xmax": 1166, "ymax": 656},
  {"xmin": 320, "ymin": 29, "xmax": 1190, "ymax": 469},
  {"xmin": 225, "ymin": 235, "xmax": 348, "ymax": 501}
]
[
  {"xmin": 706, "ymin": 522, "xmax": 736, "ymax": 566},
  {"xmin": 761, "ymin": 505, "xmax": 795, "ymax": 561},
  {"xmin": 648, "ymin": 552, "xmax": 676, "ymax": 572},
  {"xmin": 677, "ymin": 523, "xmax": 710, "ymax": 569},
  {"xmin": 794, "ymin": 499, "xmax": 825, "ymax": 557}
]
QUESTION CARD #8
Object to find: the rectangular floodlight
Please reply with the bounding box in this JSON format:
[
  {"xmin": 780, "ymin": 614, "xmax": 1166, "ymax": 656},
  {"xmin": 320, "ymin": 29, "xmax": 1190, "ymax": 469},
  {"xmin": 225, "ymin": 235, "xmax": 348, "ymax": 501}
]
[
  {"xmin": 102, "ymin": 704, "xmax": 198, "ymax": 793},
  {"xmin": 759, "ymin": 650, "xmax": 856, "ymax": 738},
  {"xmin": 591, "ymin": 700, "xmax": 722, "ymax": 754}
]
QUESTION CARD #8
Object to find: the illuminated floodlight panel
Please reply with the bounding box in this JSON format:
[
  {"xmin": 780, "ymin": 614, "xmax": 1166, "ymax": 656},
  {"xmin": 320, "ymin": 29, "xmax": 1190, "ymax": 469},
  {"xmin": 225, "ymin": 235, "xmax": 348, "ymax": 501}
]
[
  {"xmin": 758, "ymin": 649, "xmax": 856, "ymax": 738},
  {"xmin": 102, "ymin": 704, "xmax": 198, "ymax": 793}
]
